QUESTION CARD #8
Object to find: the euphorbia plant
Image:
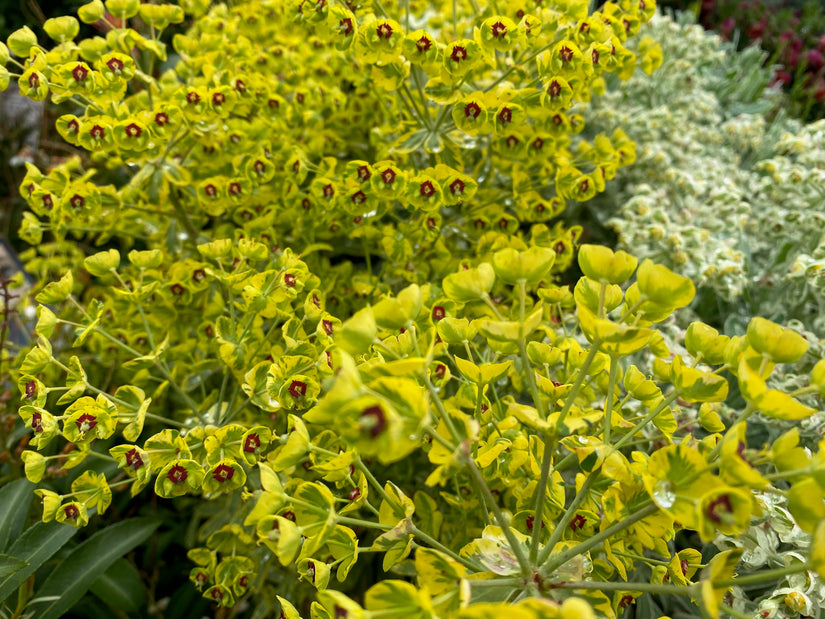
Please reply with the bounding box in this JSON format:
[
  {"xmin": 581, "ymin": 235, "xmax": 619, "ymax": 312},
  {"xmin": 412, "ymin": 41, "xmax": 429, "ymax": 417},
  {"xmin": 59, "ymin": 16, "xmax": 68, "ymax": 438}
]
[{"xmin": 6, "ymin": 0, "xmax": 825, "ymax": 617}]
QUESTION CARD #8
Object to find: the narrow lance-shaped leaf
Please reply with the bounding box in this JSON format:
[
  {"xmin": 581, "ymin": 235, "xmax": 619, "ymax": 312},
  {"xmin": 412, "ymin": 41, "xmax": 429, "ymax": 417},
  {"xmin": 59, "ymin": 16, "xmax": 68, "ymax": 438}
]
[{"xmin": 28, "ymin": 517, "xmax": 159, "ymax": 619}]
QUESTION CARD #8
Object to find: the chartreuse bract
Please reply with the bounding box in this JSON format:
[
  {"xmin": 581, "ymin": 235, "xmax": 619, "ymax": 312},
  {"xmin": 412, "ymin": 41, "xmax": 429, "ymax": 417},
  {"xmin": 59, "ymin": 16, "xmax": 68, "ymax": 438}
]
[{"xmin": 7, "ymin": 0, "xmax": 825, "ymax": 617}]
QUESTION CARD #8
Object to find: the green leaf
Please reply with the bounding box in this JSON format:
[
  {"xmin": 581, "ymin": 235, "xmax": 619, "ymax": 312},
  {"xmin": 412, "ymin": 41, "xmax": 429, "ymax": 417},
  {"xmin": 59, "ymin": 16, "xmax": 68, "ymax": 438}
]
[
  {"xmin": 0, "ymin": 522, "xmax": 78, "ymax": 605},
  {"xmin": 88, "ymin": 558, "xmax": 146, "ymax": 614},
  {"xmin": 28, "ymin": 517, "xmax": 159, "ymax": 619},
  {"xmin": 0, "ymin": 554, "xmax": 28, "ymax": 579},
  {"xmin": 0, "ymin": 478, "xmax": 34, "ymax": 552}
]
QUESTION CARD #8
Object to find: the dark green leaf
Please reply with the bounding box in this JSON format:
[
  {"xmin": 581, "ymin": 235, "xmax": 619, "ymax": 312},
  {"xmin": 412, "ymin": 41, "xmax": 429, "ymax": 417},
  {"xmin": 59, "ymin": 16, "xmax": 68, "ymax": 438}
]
[
  {"xmin": 0, "ymin": 554, "xmax": 28, "ymax": 579},
  {"xmin": 0, "ymin": 478, "xmax": 34, "ymax": 552},
  {"xmin": 88, "ymin": 558, "xmax": 146, "ymax": 614},
  {"xmin": 0, "ymin": 521, "xmax": 77, "ymax": 605},
  {"xmin": 28, "ymin": 517, "xmax": 159, "ymax": 619}
]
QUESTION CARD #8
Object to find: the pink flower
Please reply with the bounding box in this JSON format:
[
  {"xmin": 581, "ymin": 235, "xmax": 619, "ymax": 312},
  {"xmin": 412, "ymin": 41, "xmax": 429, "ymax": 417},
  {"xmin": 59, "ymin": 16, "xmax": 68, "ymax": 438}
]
[{"xmin": 806, "ymin": 49, "xmax": 824, "ymax": 72}]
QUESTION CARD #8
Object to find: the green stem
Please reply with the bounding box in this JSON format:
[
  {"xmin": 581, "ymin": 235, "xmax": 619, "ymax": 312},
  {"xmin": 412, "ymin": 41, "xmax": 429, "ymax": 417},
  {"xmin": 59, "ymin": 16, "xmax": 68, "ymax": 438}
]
[
  {"xmin": 411, "ymin": 526, "xmax": 483, "ymax": 571},
  {"xmin": 541, "ymin": 503, "xmax": 659, "ymax": 575},
  {"xmin": 536, "ymin": 473, "xmax": 598, "ymax": 566},
  {"xmin": 603, "ymin": 354, "xmax": 619, "ymax": 444},
  {"xmin": 465, "ymin": 447, "xmax": 532, "ymax": 579},
  {"xmin": 468, "ymin": 577, "xmax": 523, "ymax": 588},
  {"xmin": 354, "ymin": 454, "xmax": 403, "ymax": 518},
  {"xmin": 556, "ymin": 580, "xmax": 696, "ymax": 596},
  {"xmin": 337, "ymin": 516, "xmax": 392, "ymax": 531},
  {"xmin": 611, "ymin": 389, "xmax": 680, "ymax": 453},
  {"xmin": 717, "ymin": 603, "xmax": 753, "ymax": 619},
  {"xmin": 715, "ymin": 562, "xmax": 811, "ymax": 588}
]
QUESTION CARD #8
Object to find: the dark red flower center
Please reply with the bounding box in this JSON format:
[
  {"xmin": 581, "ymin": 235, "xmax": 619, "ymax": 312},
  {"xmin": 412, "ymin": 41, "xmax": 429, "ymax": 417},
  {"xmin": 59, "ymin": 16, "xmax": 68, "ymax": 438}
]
[
  {"xmin": 381, "ymin": 168, "xmax": 396, "ymax": 185},
  {"xmin": 359, "ymin": 405, "xmax": 387, "ymax": 437},
  {"xmin": 107, "ymin": 57, "xmax": 124, "ymax": 73},
  {"xmin": 377, "ymin": 23, "xmax": 393, "ymax": 39},
  {"xmin": 491, "ymin": 21, "xmax": 507, "ymax": 37},
  {"xmin": 125, "ymin": 123, "xmax": 142, "ymax": 137},
  {"xmin": 570, "ymin": 513, "xmax": 586, "ymax": 530},
  {"xmin": 284, "ymin": 273, "xmax": 296, "ymax": 287},
  {"xmin": 235, "ymin": 79, "xmax": 246, "ymax": 92},
  {"xmin": 31, "ymin": 411, "xmax": 43, "ymax": 432},
  {"xmin": 356, "ymin": 165, "xmax": 371, "ymax": 181},
  {"xmin": 64, "ymin": 504, "xmax": 80, "ymax": 520},
  {"xmin": 154, "ymin": 112, "xmax": 169, "ymax": 126},
  {"xmin": 213, "ymin": 463, "xmax": 235, "ymax": 482},
  {"xmin": 289, "ymin": 380, "xmax": 307, "ymax": 398},
  {"xmin": 90, "ymin": 125, "xmax": 105, "ymax": 140},
  {"xmin": 348, "ymin": 487, "xmax": 361, "ymax": 501},
  {"xmin": 420, "ymin": 180, "xmax": 435, "ymax": 197},
  {"xmin": 547, "ymin": 80, "xmax": 562, "ymax": 98},
  {"xmin": 450, "ymin": 46, "xmax": 468, "ymax": 62},
  {"xmin": 552, "ymin": 114, "xmax": 563, "ymax": 126},
  {"xmin": 170, "ymin": 283, "xmax": 185, "ymax": 295},
  {"xmin": 243, "ymin": 433, "xmax": 261, "ymax": 453},
  {"xmin": 432, "ymin": 306, "xmax": 445, "ymax": 320},
  {"xmin": 323, "ymin": 184, "xmax": 335, "ymax": 198},
  {"xmin": 212, "ymin": 92, "xmax": 225, "ymax": 106},
  {"xmin": 167, "ymin": 464, "xmax": 188, "ymax": 484},
  {"xmin": 26, "ymin": 381, "xmax": 37, "ymax": 399},
  {"xmin": 619, "ymin": 595, "xmax": 634, "ymax": 609},
  {"xmin": 186, "ymin": 91, "xmax": 200, "ymax": 104},
  {"xmin": 339, "ymin": 18, "xmax": 353, "ymax": 35},
  {"xmin": 323, "ymin": 319, "xmax": 333, "ymax": 335},
  {"xmin": 592, "ymin": 49, "xmax": 600, "ymax": 65},
  {"xmin": 506, "ymin": 135, "xmax": 519, "ymax": 148},
  {"xmin": 75, "ymin": 413, "xmax": 97, "ymax": 432},
  {"xmin": 579, "ymin": 178, "xmax": 589, "ymax": 193},
  {"xmin": 416, "ymin": 36, "xmax": 431, "ymax": 52},
  {"xmin": 554, "ymin": 241, "xmax": 565, "ymax": 254},
  {"xmin": 707, "ymin": 494, "xmax": 733, "ymax": 523},
  {"xmin": 67, "ymin": 119, "xmax": 79, "ymax": 133},
  {"xmin": 125, "ymin": 448, "xmax": 144, "ymax": 470},
  {"xmin": 351, "ymin": 190, "xmax": 366, "ymax": 204},
  {"xmin": 70, "ymin": 194, "xmax": 85, "ymax": 209},
  {"xmin": 464, "ymin": 101, "xmax": 481, "ymax": 118},
  {"xmin": 228, "ymin": 182, "xmax": 241, "ymax": 196},
  {"xmin": 449, "ymin": 179, "xmax": 465, "ymax": 195},
  {"xmin": 426, "ymin": 217, "xmax": 436, "ymax": 229},
  {"xmin": 532, "ymin": 137, "xmax": 544, "ymax": 150},
  {"xmin": 72, "ymin": 65, "xmax": 88, "ymax": 82},
  {"xmin": 204, "ymin": 184, "xmax": 217, "ymax": 197},
  {"xmin": 435, "ymin": 364, "xmax": 446, "ymax": 378},
  {"xmin": 559, "ymin": 46, "xmax": 574, "ymax": 62},
  {"xmin": 498, "ymin": 107, "xmax": 512, "ymax": 124}
]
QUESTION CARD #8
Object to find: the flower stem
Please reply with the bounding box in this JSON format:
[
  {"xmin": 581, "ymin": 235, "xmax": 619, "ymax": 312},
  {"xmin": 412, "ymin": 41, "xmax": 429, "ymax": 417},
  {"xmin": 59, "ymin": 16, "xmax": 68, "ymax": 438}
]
[{"xmin": 541, "ymin": 502, "xmax": 659, "ymax": 575}]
